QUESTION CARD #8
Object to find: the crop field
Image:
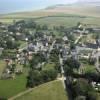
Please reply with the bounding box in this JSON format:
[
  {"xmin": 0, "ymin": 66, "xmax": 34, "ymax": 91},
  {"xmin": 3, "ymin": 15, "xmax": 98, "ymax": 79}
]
[
  {"xmin": 0, "ymin": 10, "xmax": 100, "ymax": 27},
  {"xmin": 35, "ymin": 16, "xmax": 100, "ymax": 28}
]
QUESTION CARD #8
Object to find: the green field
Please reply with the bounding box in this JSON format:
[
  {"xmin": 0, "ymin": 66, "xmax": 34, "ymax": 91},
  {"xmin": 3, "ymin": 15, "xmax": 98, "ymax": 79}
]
[
  {"xmin": 0, "ymin": 18, "xmax": 22, "ymax": 24},
  {"xmin": 1, "ymin": 13, "xmax": 100, "ymax": 27},
  {"xmin": 15, "ymin": 80, "xmax": 68, "ymax": 100},
  {"xmin": 35, "ymin": 16, "xmax": 100, "ymax": 28},
  {"xmin": 97, "ymin": 93, "xmax": 100, "ymax": 100},
  {"xmin": 0, "ymin": 74, "xmax": 27, "ymax": 98},
  {"xmin": 43, "ymin": 63, "xmax": 56, "ymax": 70},
  {"xmin": 83, "ymin": 64, "xmax": 97, "ymax": 73}
]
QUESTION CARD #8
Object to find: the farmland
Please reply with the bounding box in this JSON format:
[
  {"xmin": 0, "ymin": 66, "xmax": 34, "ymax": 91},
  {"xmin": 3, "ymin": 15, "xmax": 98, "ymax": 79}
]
[{"xmin": 0, "ymin": 15, "xmax": 100, "ymax": 28}]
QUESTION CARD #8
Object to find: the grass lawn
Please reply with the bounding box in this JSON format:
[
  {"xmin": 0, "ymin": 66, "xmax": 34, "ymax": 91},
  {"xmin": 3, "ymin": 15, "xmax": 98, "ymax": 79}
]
[
  {"xmin": 97, "ymin": 93, "xmax": 100, "ymax": 100},
  {"xmin": 35, "ymin": 16, "xmax": 100, "ymax": 28},
  {"xmin": 0, "ymin": 74, "xmax": 27, "ymax": 98},
  {"xmin": 0, "ymin": 18, "xmax": 22, "ymax": 24},
  {"xmin": 15, "ymin": 80, "xmax": 68, "ymax": 100},
  {"xmin": 83, "ymin": 64, "xmax": 97, "ymax": 73},
  {"xmin": 35, "ymin": 16, "xmax": 83, "ymax": 28},
  {"xmin": 19, "ymin": 41, "xmax": 27, "ymax": 49},
  {"xmin": 0, "ymin": 60, "xmax": 6, "ymax": 77},
  {"xmin": 42, "ymin": 63, "xmax": 56, "ymax": 70}
]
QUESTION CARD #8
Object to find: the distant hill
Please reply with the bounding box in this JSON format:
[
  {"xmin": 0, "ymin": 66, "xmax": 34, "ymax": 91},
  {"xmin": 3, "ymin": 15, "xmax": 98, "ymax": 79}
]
[
  {"xmin": 0, "ymin": 1, "xmax": 100, "ymax": 18},
  {"xmin": 44, "ymin": 1, "xmax": 100, "ymax": 17}
]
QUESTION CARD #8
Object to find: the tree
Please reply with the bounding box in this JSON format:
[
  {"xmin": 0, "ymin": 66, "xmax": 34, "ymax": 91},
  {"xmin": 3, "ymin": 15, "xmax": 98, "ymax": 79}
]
[
  {"xmin": 50, "ymin": 49, "xmax": 59, "ymax": 62},
  {"xmin": 70, "ymin": 42, "xmax": 76, "ymax": 50},
  {"xmin": 64, "ymin": 64, "xmax": 73, "ymax": 76},
  {"xmin": 10, "ymin": 64, "xmax": 16, "ymax": 73},
  {"xmin": 42, "ymin": 25, "xmax": 48, "ymax": 30},
  {"xmin": 73, "ymin": 78, "xmax": 96, "ymax": 99},
  {"xmin": 64, "ymin": 57, "xmax": 80, "ymax": 71},
  {"xmin": 84, "ymin": 72, "xmax": 100, "ymax": 82},
  {"xmin": 41, "ymin": 69, "xmax": 57, "ymax": 82},
  {"xmin": 26, "ymin": 69, "xmax": 57, "ymax": 88},
  {"xmin": 26, "ymin": 70, "xmax": 42, "ymax": 88},
  {"xmin": 30, "ymin": 53, "xmax": 46, "ymax": 69},
  {"xmin": 75, "ymin": 96, "xmax": 86, "ymax": 100},
  {"xmin": 87, "ymin": 91, "xmax": 97, "ymax": 100},
  {"xmin": 88, "ymin": 57, "xmax": 96, "ymax": 65}
]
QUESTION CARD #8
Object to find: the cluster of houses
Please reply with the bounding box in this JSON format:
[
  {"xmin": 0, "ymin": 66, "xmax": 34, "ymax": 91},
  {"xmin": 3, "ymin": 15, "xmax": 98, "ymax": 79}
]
[{"xmin": 0, "ymin": 20, "xmax": 100, "ymax": 79}]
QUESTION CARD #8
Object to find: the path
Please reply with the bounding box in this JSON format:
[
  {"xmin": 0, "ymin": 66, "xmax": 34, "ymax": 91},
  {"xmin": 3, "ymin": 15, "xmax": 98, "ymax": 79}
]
[
  {"xmin": 8, "ymin": 80, "xmax": 59, "ymax": 100},
  {"xmin": 74, "ymin": 34, "xmax": 83, "ymax": 44}
]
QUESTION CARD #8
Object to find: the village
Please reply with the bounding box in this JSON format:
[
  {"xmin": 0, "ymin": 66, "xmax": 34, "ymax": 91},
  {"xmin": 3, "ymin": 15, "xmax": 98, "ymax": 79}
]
[{"xmin": 0, "ymin": 20, "xmax": 100, "ymax": 100}]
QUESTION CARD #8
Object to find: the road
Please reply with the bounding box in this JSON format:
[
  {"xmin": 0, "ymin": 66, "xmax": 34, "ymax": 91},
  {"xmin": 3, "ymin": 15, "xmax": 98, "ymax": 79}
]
[
  {"xmin": 59, "ymin": 54, "xmax": 74, "ymax": 100},
  {"xmin": 74, "ymin": 34, "xmax": 83, "ymax": 44},
  {"xmin": 94, "ymin": 51, "xmax": 100, "ymax": 73},
  {"xmin": 47, "ymin": 40, "xmax": 56, "ymax": 58},
  {"xmin": 59, "ymin": 54, "xmax": 66, "ymax": 89}
]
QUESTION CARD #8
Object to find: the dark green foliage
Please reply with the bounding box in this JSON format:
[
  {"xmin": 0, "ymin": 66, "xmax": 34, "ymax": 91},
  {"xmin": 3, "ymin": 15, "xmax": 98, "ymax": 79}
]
[
  {"xmin": 50, "ymin": 49, "xmax": 59, "ymax": 62},
  {"xmin": 41, "ymin": 69, "xmax": 57, "ymax": 82},
  {"xmin": 70, "ymin": 42, "xmax": 76, "ymax": 50},
  {"xmin": 6, "ymin": 40, "xmax": 20, "ymax": 49},
  {"xmin": 87, "ymin": 91, "xmax": 97, "ymax": 100},
  {"xmin": 30, "ymin": 53, "xmax": 46, "ymax": 69},
  {"xmin": 10, "ymin": 64, "xmax": 16, "ymax": 73},
  {"xmin": 0, "ymin": 97, "xmax": 7, "ymax": 100},
  {"xmin": 42, "ymin": 25, "xmax": 48, "ymax": 30},
  {"xmin": 26, "ymin": 70, "xmax": 42, "ymax": 88},
  {"xmin": 27, "ymin": 69, "xmax": 57, "ymax": 88},
  {"xmin": 72, "ymin": 78, "xmax": 97, "ymax": 100},
  {"xmin": 64, "ymin": 57, "xmax": 80, "ymax": 73},
  {"xmin": 88, "ymin": 57, "xmax": 96, "ymax": 65},
  {"xmin": 84, "ymin": 72, "xmax": 100, "ymax": 82}
]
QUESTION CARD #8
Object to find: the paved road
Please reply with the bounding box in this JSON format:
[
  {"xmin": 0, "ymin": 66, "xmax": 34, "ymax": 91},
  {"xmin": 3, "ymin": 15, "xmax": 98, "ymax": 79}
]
[
  {"xmin": 59, "ymin": 54, "xmax": 66, "ymax": 89},
  {"xmin": 94, "ymin": 51, "xmax": 100, "ymax": 73},
  {"xmin": 47, "ymin": 40, "xmax": 56, "ymax": 58},
  {"xmin": 74, "ymin": 35, "xmax": 83, "ymax": 44}
]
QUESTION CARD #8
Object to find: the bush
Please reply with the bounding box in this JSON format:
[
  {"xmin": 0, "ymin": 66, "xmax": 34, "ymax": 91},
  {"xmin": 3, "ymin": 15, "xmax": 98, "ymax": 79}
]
[
  {"xmin": 27, "ymin": 69, "xmax": 57, "ymax": 88},
  {"xmin": 75, "ymin": 96, "xmax": 86, "ymax": 100},
  {"xmin": 87, "ymin": 91, "xmax": 97, "ymax": 100}
]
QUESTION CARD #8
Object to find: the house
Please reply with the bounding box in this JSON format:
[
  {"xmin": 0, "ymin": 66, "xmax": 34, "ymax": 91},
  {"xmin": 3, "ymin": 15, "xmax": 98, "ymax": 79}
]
[
  {"xmin": 60, "ymin": 45, "xmax": 70, "ymax": 60},
  {"xmin": 71, "ymin": 49, "xmax": 79, "ymax": 60},
  {"xmin": 85, "ymin": 43, "xmax": 98, "ymax": 49},
  {"xmin": 62, "ymin": 36, "xmax": 68, "ymax": 42},
  {"xmin": 42, "ymin": 39, "xmax": 49, "ymax": 47},
  {"xmin": 93, "ymin": 28, "xmax": 100, "ymax": 33},
  {"xmin": 15, "ymin": 32, "xmax": 26, "ymax": 40},
  {"xmin": 28, "ymin": 43, "xmax": 34, "ymax": 51}
]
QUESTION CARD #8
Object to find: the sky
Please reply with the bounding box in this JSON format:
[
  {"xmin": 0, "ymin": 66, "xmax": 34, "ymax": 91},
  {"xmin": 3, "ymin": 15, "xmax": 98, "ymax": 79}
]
[
  {"xmin": 0, "ymin": 0, "xmax": 78, "ymax": 14},
  {"xmin": 0, "ymin": 0, "xmax": 99, "ymax": 14}
]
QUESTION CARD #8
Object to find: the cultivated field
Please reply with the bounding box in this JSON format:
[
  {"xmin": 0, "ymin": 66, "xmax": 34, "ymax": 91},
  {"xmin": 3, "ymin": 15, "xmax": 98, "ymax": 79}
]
[
  {"xmin": 1, "ymin": 14, "xmax": 100, "ymax": 28},
  {"xmin": 0, "ymin": 4, "xmax": 100, "ymax": 25},
  {"xmin": 35, "ymin": 16, "xmax": 100, "ymax": 28}
]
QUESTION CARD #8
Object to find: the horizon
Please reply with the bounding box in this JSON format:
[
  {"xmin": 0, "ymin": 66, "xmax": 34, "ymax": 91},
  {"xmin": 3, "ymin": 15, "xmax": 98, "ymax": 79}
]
[
  {"xmin": 0, "ymin": 0, "xmax": 100, "ymax": 14},
  {"xmin": 0, "ymin": 0, "xmax": 78, "ymax": 14}
]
